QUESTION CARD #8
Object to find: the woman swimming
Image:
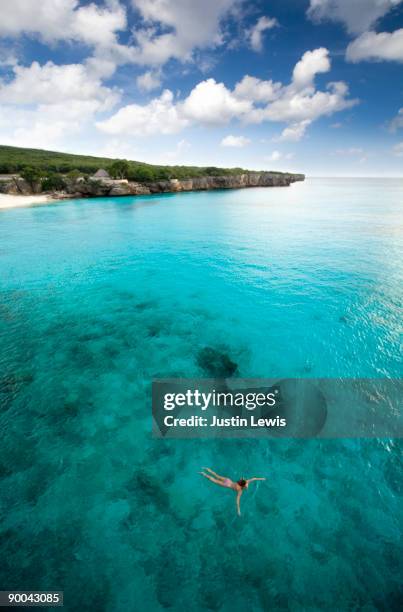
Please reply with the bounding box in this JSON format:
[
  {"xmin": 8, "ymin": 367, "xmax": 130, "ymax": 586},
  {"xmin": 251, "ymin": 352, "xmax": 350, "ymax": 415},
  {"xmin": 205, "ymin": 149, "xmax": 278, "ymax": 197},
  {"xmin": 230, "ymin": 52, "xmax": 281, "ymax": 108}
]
[{"xmin": 200, "ymin": 467, "xmax": 266, "ymax": 516}]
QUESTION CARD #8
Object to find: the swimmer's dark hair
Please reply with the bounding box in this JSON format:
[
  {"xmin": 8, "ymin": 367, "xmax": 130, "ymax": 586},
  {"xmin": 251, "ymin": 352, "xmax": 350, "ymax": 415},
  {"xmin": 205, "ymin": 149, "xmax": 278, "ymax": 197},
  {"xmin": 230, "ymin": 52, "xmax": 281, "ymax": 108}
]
[{"xmin": 237, "ymin": 479, "xmax": 247, "ymax": 488}]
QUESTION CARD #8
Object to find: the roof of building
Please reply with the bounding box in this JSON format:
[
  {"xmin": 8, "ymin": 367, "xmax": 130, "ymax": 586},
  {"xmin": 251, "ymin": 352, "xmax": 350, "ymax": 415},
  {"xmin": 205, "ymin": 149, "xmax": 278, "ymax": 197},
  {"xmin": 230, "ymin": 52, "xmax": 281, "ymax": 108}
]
[{"xmin": 93, "ymin": 168, "xmax": 110, "ymax": 179}]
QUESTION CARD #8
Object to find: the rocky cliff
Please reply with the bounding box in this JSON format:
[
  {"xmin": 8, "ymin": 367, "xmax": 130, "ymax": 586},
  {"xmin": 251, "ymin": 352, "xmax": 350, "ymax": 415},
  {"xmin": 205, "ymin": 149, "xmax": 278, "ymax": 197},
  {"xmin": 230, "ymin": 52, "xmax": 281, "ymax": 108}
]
[{"xmin": 0, "ymin": 171, "xmax": 304, "ymax": 199}]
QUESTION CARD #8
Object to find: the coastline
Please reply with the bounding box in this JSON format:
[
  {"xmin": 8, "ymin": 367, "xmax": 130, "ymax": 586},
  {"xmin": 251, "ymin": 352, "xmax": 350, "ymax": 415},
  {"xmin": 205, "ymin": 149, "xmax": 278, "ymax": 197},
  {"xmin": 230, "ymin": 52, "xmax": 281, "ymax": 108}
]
[
  {"xmin": 0, "ymin": 193, "xmax": 57, "ymax": 210},
  {"xmin": 0, "ymin": 172, "xmax": 305, "ymax": 210}
]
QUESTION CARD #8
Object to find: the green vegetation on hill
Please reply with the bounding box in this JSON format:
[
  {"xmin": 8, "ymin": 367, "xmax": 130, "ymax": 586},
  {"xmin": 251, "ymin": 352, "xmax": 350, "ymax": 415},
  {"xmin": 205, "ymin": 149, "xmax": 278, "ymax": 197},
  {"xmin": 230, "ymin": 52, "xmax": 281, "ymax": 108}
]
[{"xmin": 0, "ymin": 144, "xmax": 264, "ymax": 182}]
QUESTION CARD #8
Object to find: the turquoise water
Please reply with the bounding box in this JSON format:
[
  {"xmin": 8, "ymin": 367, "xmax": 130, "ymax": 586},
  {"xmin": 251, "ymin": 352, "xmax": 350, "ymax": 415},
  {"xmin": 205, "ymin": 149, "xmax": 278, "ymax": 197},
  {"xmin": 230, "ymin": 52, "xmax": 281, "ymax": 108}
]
[{"xmin": 0, "ymin": 178, "xmax": 402, "ymax": 610}]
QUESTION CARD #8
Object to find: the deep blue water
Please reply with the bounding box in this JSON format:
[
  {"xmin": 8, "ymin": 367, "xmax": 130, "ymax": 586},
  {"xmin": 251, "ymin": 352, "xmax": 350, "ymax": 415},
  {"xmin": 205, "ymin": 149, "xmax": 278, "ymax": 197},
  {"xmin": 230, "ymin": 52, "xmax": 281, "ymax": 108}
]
[{"xmin": 0, "ymin": 179, "xmax": 402, "ymax": 611}]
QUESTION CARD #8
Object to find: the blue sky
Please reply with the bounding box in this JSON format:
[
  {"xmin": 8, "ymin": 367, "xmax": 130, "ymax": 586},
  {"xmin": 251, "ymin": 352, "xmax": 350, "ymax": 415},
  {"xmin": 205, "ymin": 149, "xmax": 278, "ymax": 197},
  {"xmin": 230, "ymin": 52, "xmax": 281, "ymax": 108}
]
[{"xmin": 0, "ymin": 0, "xmax": 402, "ymax": 176}]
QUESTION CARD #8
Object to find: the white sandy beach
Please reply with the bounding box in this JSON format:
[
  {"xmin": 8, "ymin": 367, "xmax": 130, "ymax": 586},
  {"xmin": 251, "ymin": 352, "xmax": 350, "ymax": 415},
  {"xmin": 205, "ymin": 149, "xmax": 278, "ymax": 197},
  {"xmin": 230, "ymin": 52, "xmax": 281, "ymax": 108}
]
[{"xmin": 0, "ymin": 193, "xmax": 56, "ymax": 210}]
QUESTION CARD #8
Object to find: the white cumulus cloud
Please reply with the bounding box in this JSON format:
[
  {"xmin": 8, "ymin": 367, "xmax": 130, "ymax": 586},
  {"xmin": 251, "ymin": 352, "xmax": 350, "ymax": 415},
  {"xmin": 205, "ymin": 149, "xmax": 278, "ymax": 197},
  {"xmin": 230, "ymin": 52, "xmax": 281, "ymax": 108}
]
[
  {"xmin": 96, "ymin": 47, "xmax": 357, "ymax": 140},
  {"xmin": 130, "ymin": 0, "xmax": 238, "ymax": 65},
  {"xmin": 221, "ymin": 135, "xmax": 251, "ymax": 147},
  {"xmin": 181, "ymin": 78, "xmax": 252, "ymax": 125},
  {"xmin": 0, "ymin": 0, "xmax": 243, "ymax": 77},
  {"xmin": 346, "ymin": 29, "xmax": 403, "ymax": 62},
  {"xmin": 307, "ymin": 0, "xmax": 402, "ymax": 34},
  {"xmin": 292, "ymin": 47, "xmax": 331, "ymax": 89},
  {"xmin": 276, "ymin": 121, "xmax": 312, "ymax": 142},
  {"xmin": 97, "ymin": 89, "xmax": 189, "ymax": 135},
  {"xmin": 0, "ymin": 58, "xmax": 121, "ymax": 150},
  {"xmin": 248, "ymin": 16, "xmax": 278, "ymax": 52},
  {"xmin": 307, "ymin": 1, "xmax": 403, "ymax": 65},
  {"xmin": 0, "ymin": 0, "xmax": 127, "ymax": 47},
  {"xmin": 0, "ymin": 99, "xmax": 107, "ymax": 150},
  {"xmin": 136, "ymin": 70, "xmax": 162, "ymax": 92},
  {"xmin": 236, "ymin": 49, "xmax": 356, "ymax": 134},
  {"xmin": 234, "ymin": 75, "xmax": 282, "ymax": 103},
  {"xmin": 96, "ymin": 77, "xmax": 253, "ymax": 136},
  {"xmin": 0, "ymin": 61, "xmax": 119, "ymax": 109},
  {"xmin": 0, "ymin": 0, "xmax": 141, "ymax": 81},
  {"xmin": 249, "ymin": 81, "xmax": 357, "ymax": 125}
]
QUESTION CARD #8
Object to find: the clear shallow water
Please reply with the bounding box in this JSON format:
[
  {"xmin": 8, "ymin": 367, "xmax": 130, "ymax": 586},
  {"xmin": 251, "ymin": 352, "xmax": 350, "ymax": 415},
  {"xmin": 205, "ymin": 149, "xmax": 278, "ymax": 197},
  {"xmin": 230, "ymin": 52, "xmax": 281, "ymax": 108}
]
[{"xmin": 0, "ymin": 178, "xmax": 402, "ymax": 610}]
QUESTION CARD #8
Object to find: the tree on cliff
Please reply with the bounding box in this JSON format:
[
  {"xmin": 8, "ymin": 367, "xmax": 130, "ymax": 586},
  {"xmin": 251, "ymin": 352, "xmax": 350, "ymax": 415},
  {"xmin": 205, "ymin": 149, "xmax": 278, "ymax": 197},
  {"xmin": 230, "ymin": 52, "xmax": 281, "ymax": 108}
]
[
  {"xmin": 41, "ymin": 172, "xmax": 65, "ymax": 191},
  {"xmin": 20, "ymin": 166, "xmax": 43, "ymax": 189},
  {"xmin": 67, "ymin": 169, "xmax": 85, "ymax": 179},
  {"xmin": 109, "ymin": 160, "xmax": 130, "ymax": 179},
  {"xmin": 128, "ymin": 166, "xmax": 155, "ymax": 182}
]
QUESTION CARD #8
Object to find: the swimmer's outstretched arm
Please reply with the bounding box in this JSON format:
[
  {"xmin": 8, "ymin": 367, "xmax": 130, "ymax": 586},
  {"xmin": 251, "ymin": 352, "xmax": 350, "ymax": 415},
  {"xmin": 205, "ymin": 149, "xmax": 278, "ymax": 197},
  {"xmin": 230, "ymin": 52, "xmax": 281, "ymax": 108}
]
[
  {"xmin": 247, "ymin": 477, "xmax": 266, "ymax": 484},
  {"xmin": 236, "ymin": 490, "xmax": 243, "ymax": 516}
]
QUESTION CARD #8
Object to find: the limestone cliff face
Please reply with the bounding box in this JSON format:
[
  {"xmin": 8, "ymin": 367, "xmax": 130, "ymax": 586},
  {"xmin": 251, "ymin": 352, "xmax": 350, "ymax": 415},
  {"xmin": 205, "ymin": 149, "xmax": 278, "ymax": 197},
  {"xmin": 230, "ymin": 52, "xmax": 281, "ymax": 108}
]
[
  {"xmin": 0, "ymin": 176, "xmax": 33, "ymax": 195},
  {"xmin": 146, "ymin": 172, "xmax": 304, "ymax": 193},
  {"xmin": 0, "ymin": 172, "xmax": 304, "ymax": 199},
  {"xmin": 67, "ymin": 172, "xmax": 304, "ymax": 198}
]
